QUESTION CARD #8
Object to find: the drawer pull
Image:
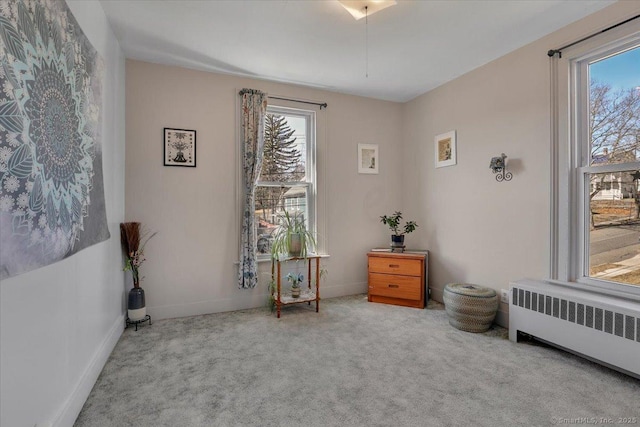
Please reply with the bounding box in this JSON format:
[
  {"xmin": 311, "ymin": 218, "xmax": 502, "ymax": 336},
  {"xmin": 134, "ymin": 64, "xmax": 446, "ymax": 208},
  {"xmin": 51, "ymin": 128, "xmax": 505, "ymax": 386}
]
[
  {"xmin": 388, "ymin": 284, "xmax": 399, "ymax": 288},
  {"xmin": 389, "ymin": 264, "xmax": 400, "ymax": 268}
]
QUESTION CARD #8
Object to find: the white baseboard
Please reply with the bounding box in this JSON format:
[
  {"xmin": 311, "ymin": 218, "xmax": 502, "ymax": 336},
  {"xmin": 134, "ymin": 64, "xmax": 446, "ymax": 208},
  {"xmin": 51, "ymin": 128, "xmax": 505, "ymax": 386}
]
[
  {"xmin": 430, "ymin": 287, "xmax": 444, "ymax": 303},
  {"xmin": 53, "ymin": 314, "xmax": 124, "ymax": 427},
  {"xmin": 149, "ymin": 293, "xmax": 269, "ymax": 320},
  {"xmin": 148, "ymin": 282, "xmax": 369, "ymax": 320},
  {"xmin": 321, "ymin": 281, "xmax": 367, "ymax": 299}
]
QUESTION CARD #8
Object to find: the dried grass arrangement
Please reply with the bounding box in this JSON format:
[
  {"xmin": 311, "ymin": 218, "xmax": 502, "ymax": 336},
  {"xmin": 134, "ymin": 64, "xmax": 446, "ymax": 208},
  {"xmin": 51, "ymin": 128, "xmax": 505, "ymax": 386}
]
[{"xmin": 120, "ymin": 222, "xmax": 157, "ymax": 288}]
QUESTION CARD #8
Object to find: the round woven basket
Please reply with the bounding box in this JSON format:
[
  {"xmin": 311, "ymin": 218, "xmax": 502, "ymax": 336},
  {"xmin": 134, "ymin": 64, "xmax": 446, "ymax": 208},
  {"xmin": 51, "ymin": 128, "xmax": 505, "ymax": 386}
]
[{"xmin": 443, "ymin": 283, "xmax": 498, "ymax": 333}]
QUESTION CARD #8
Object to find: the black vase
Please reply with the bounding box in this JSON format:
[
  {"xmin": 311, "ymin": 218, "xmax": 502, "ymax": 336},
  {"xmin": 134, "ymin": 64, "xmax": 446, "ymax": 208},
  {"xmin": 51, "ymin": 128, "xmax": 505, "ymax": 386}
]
[{"xmin": 128, "ymin": 287, "xmax": 146, "ymax": 321}]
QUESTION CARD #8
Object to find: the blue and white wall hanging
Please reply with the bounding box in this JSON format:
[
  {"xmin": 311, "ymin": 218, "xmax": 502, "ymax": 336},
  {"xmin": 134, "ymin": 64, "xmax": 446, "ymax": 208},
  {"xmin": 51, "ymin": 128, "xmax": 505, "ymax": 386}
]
[{"xmin": 0, "ymin": 0, "xmax": 109, "ymax": 279}]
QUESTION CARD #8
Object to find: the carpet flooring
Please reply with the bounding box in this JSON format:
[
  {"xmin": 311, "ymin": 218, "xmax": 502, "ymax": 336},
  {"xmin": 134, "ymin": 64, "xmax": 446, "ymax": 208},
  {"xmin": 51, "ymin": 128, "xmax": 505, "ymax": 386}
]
[{"xmin": 75, "ymin": 295, "xmax": 639, "ymax": 427}]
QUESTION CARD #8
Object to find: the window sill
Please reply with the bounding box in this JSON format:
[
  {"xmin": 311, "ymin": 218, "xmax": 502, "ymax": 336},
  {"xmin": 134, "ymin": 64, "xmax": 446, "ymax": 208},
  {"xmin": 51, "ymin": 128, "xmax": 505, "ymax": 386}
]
[{"xmin": 554, "ymin": 278, "xmax": 640, "ymax": 303}]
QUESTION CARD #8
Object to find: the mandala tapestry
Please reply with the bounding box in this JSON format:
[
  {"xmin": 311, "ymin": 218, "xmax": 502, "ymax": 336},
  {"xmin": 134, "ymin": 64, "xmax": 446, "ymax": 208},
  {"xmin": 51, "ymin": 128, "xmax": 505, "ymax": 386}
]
[{"xmin": 0, "ymin": 0, "xmax": 109, "ymax": 279}]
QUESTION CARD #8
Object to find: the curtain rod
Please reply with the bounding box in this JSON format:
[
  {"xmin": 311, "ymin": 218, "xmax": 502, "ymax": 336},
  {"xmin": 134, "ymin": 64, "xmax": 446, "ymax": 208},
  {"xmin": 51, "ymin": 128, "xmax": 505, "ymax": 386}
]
[
  {"xmin": 268, "ymin": 96, "xmax": 328, "ymax": 110},
  {"xmin": 547, "ymin": 14, "xmax": 640, "ymax": 58},
  {"xmin": 238, "ymin": 89, "xmax": 327, "ymax": 109}
]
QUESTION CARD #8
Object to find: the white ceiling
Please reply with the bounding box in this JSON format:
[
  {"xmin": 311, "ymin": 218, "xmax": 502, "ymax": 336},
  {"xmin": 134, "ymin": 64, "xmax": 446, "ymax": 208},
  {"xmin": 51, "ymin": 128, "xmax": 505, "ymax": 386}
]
[{"xmin": 99, "ymin": 0, "xmax": 615, "ymax": 102}]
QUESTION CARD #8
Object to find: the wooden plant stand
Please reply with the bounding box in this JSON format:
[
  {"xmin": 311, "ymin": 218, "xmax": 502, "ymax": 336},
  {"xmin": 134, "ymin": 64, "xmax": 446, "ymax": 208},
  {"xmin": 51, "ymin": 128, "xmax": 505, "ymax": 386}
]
[{"xmin": 272, "ymin": 255, "xmax": 321, "ymax": 318}]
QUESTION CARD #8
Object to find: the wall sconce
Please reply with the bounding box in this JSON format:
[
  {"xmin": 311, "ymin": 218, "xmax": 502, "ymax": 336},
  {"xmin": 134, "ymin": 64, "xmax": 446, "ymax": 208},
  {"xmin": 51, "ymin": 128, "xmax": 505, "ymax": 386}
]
[{"xmin": 490, "ymin": 153, "xmax": 512, "ymax": 182}]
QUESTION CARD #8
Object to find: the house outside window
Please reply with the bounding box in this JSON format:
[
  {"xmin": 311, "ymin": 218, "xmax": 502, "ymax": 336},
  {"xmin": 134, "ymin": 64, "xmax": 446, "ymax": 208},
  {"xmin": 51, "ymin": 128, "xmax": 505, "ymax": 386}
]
[
  {"xmin": 552, "ymin": 25, "xmax": 640, "ymax": 296},
  {"xmin": 255, "ymin": 106, "xmax": 316, "ymax": 256}
]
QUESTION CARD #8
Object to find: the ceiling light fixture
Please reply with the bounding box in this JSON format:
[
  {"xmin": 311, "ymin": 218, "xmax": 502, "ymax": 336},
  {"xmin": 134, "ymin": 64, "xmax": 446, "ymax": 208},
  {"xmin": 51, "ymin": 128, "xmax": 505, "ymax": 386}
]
[
  {"xmin": 338, "ymin": 0, "xmax": 397, "ymax": 20},
  {"xmin": 339, "ymin": 1, "xmax": 397, "ymax": 78}
]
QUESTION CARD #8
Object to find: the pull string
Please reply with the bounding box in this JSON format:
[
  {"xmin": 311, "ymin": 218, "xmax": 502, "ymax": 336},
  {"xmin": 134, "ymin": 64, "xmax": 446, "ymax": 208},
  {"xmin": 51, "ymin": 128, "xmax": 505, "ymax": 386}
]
[{"xmin": 365, "ymin": 5, "xmax": 368, "ymax": 78}]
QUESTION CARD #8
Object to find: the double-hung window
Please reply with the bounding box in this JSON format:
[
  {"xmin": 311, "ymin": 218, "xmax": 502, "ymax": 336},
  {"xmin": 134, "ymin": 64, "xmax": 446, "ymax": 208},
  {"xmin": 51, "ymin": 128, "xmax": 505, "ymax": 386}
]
[
  {"xmin": 255, "ymin": 106, "xmax": 316, "ymax": 256},
  {"xmin": 553, "ymin": 23, "xmax": 640, "ymax": 296}
]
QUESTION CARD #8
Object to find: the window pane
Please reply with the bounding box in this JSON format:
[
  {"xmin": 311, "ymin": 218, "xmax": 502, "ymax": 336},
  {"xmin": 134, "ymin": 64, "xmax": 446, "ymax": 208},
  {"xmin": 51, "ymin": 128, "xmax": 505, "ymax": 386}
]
[
  {"xmin": 588, "ymin": 46, "xmax": 640, "ymax": 166},
  {"xmin": 589, "ymin": 171, "xmax": 640, "ymax": 286},
  {"xmin": 259, "ymin": 113, "xmax": 307, "ymax": 182},
  {"xmin": 255, "ymin": 185, "xmax": 309, "ymax": 255}
]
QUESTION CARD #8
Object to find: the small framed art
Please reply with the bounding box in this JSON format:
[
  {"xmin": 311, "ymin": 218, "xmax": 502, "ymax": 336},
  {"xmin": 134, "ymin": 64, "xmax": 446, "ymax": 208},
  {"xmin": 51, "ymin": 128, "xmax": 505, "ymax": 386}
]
[
  {"xmin": 164, "ymin": 128, "xmax": 196, "ymax": 167},
  {"xmin": 435, "ymin": 130, "xmax": 456, "ymax": 168},
  {"xmin": 358, "ymin": 143, "xmax": 379, "ymax": 174}
]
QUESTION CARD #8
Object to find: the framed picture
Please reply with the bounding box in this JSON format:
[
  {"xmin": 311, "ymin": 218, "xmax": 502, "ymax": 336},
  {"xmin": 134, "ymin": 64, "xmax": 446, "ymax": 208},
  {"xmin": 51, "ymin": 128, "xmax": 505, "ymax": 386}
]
[
  {"xmin": 435, "ymin": 130, "xmax": 456, "ymax": 168},
  {"xmin": 358, "ymin": 143, "xmax": 379, "ymax": 174},
  {"xmin": 164, "ymin": 128, "xmax": 196, "ymax": 167}
]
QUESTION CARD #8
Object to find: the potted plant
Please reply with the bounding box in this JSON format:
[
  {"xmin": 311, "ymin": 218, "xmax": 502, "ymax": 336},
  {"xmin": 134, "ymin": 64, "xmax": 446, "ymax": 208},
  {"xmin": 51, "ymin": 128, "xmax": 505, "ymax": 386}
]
[
  {"xmin": 287, "ymin": 272, "xmax": 304, "ymax": 298},
  {"xmin": 120, "ymin": 222, "xmax": 157, "ymax": 321},
  {"xmin": 380, "ymin": 211, "xmax": 418, "ymax": 249},
  {"xmin": 270, "ymin": 211, "xmax": 316, "ymax": 259}
]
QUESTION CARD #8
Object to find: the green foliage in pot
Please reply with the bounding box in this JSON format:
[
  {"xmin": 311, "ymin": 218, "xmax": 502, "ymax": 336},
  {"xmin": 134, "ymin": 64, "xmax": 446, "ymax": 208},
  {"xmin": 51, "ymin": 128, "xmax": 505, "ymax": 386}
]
[
  {"xmin": 286, "ymin": 272, "xmax": 304, "ymax": 289},
  {"xmin": 380, "ymin": 211, "xmax": 418, "ymax": 236},
  {"xmin": 270, "ymin": 211, "xmax": 317, "ymax": 259}
]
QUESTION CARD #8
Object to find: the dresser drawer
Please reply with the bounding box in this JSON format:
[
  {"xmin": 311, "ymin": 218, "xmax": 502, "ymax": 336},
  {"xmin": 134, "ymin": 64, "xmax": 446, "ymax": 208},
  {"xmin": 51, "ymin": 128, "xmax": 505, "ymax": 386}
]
[
  {"xmin": 368, "ymin": 273, "xmax": 422, "ymax": 301},
  {"xmin": 368, "ymin": 256, "xmax": 422, "ymax": 276}
]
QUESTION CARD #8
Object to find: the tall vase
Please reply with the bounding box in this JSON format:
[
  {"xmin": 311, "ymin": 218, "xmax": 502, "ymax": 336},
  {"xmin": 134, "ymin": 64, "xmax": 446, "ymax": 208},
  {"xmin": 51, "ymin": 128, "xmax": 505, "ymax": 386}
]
[{"xmin": 128, "ymin": 287, "xmax": 146, "ymax": 321}]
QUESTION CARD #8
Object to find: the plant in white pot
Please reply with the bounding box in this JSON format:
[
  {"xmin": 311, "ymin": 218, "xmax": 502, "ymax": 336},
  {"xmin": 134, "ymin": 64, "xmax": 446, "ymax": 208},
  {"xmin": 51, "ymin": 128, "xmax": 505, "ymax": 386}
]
[
  {"xmin": 270, "ymin": 211, "xmax": 316, "ymax": 259},
  {"xmin": 286, "ymin": 272, "xmax": 304, "ymax": 298},
  {"xmin": 380, "ymin": 211, "xmax": 418, "ymax": 250}
]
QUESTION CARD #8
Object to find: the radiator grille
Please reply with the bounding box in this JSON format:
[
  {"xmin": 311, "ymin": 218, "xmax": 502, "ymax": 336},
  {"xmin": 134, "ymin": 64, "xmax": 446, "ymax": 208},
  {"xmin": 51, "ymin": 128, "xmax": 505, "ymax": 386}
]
[
  {"xmin": 586, "ymin": 306, "xmax": 594, "ymax": 328},
  {"xmin": 595, "ymin": 308, "xmax": 603, "ymax": 331},
  {"xmin": 615, "ymin": 313, "xmax": 624, "ymax": 337},
  {"xmin": 625, "ymin": 315, "xmax": 635, "ymax": 340},
  {"xmin": 512, "ymin": 287, "xmax": 639, "ymax": 343},
  {"xmin": 569, "ymin": 301, "xmax": 576, "ymax": 323},
  {"xmin": 577, "ymin": 303, "xmax": 584, "ymax": 325}
]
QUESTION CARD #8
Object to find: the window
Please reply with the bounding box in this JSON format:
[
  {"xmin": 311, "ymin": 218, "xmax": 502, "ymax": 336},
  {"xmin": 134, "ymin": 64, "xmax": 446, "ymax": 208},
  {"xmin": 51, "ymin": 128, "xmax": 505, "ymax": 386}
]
[
  {"xmin": 552, "ymin": 24, "xmax": 640, "ymax": 296},
  {"xmin": 255, "ymin": 106, "xmax": 316, "ymax": 256},
  {"xmin": 584, "ymin": 46, "xmax": 640, "ymax": 286}
]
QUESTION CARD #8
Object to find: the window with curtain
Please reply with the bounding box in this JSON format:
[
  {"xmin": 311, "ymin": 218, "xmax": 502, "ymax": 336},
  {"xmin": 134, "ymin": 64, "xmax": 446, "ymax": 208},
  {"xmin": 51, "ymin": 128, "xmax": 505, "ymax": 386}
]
[{"xmin": 254, "ymin": 106, "xmax": 316, "ymax": 256}]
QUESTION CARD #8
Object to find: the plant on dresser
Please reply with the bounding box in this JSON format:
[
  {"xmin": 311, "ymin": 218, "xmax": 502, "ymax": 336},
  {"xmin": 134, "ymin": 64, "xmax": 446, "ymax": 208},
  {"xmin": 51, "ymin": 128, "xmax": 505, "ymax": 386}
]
[{"xmin": 379, "ymin": 211, "xmax": 418, "ymax": 250}]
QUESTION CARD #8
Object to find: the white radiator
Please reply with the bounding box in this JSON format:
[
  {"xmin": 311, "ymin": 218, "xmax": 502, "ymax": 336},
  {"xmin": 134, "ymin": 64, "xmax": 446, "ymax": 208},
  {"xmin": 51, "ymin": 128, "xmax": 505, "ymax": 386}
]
[{"xmin": 509, "ymin": 279, "xmax": 640, "ymax": 378}]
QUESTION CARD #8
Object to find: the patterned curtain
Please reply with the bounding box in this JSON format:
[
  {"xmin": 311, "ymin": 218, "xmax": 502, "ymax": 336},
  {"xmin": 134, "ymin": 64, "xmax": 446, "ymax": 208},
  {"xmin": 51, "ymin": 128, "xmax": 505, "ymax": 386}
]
[{"xmin": 238, "ymin": 89, "xmax": 268, "ymax": 288}]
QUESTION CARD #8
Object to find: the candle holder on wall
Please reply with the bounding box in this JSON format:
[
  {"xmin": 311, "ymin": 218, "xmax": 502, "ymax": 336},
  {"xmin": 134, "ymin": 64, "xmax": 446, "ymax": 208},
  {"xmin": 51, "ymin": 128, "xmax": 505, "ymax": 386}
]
[{"xmin": 490, "ymin": 153, "xmax": 512, "ymax": 182}]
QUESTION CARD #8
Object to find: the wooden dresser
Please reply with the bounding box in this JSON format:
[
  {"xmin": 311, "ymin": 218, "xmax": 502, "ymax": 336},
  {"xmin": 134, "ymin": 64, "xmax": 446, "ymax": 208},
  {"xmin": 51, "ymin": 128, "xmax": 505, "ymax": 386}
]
[{"xmin": 367, "ymin": 251, "xmax": 428, "ymax": 309}]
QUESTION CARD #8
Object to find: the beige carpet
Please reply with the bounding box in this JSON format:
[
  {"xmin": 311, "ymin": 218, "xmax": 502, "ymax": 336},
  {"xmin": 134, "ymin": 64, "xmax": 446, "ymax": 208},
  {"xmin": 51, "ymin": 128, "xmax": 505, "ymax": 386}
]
[{"xmin": 75, "ymin": 295, "xmax": 639, "ymax": 426}]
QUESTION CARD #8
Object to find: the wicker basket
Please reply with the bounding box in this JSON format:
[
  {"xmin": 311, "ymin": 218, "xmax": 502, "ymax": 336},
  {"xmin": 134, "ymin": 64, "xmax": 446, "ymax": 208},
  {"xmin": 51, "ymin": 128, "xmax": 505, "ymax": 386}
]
[{"xmin": 443, "ymin": 283, "xmax": 498, "ymax": 333}]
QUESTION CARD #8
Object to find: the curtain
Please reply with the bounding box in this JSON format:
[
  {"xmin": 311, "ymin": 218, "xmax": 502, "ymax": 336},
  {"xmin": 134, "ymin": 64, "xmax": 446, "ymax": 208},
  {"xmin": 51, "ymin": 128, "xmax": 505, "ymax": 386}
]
[{"xmin": 238, "ymin": 88, "xmax": 268, "ymax": 288}]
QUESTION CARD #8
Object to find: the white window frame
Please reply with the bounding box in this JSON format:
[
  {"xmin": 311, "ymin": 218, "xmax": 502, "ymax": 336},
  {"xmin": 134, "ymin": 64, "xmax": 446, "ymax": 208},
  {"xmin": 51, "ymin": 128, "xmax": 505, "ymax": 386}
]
[
  {"xmin": 255, "ymin": 105, "xmax": 317, "ymax": 259},
  {"xmin": 551, "ymin": 21, "xmax": 640, "ymax": 301}
]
